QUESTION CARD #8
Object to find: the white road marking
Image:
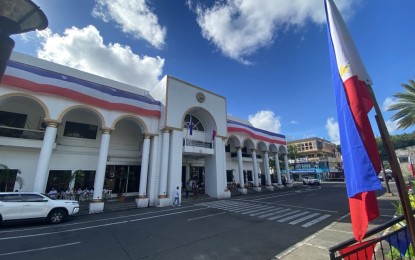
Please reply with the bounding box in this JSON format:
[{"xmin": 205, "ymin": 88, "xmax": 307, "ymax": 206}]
[
  {"xmin": 258, "ymin": 208, "xmax": 291, "ymax": 218},
  {"xmin": 268, "ymin": 210, "xmax": 301, "ymax": 221},
  {"xmin": 277, "ymin": 212, "xmax": 310, "ymax": 222},
  {"xmin": 301, "ymin": 214, "xmax": 331, "ymax": 227},
  {"xmin": 0, "ymin": 242, "xmax": 81, "ymax": 256},
  {"xmin": 289, "ymin": 213, "xmax": 320, "ymax": 225},
  {"xmin": 249, "ymin": 207, "xmax": 283, "ymax": 216},
  {"xmin": 0, "ymin": 208, "xmax": 205, "ymax": 241},
  {"xmin": 187, "ymin": 212, "xmax": 226, "ymax": 221}
]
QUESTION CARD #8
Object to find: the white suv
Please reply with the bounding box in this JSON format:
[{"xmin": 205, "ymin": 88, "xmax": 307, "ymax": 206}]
[
  {"xmin": 0, "ymin": 192, "xmax": 79, "ymax": 225},
  {"xmin": 302, "ymin": 176, "xmax": 321, "ymax": 186}
]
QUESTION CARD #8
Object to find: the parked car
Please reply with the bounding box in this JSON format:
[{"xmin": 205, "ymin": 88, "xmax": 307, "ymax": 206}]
[
  {"xmin": 0, "ymin": 192, "xmax": 79, "ymax": 225},
  {"xmin": 302, "ymin": 176, "xmax": 320, "ymax": 186}
]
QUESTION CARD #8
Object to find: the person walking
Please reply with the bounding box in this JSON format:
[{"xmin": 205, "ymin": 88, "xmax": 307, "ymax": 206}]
[{"xmin": 172, "ymin": 186, "xmax": 180, "ymax": 207}]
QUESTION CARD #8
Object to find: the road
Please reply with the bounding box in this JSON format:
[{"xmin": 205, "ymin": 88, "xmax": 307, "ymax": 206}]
[{"xmin": 0, "ymin": 183, "xmax": 394, "ymax": 260}]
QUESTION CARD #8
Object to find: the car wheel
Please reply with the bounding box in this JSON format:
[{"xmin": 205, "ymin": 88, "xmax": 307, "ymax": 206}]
[
  {"xmin": 303, "ymin": 181, "xmax": 306, "ymax": 185},
  {"xmin": 48, "ymin": 209, "xmax": 67, "ymax": 224}
]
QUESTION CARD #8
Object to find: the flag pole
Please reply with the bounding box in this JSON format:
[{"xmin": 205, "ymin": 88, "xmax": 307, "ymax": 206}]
[{"xmin": 367, "ymin": 85, "xmax": 415, "ymax": 251}]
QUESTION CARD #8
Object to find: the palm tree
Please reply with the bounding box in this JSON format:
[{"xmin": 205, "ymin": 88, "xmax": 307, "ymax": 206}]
[{"xmin": 387, "ymin": 79, "xmax": 415, "ymax": 129}]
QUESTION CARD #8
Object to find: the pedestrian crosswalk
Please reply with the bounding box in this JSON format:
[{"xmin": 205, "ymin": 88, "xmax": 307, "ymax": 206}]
[{"xmin": 196, "ymin": 200, "xmax": 331, "ymax": 228}]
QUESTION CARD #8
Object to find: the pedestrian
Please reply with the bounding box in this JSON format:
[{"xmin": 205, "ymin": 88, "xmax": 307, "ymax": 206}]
[
  {"xmin": 172, "ymin": 186, "xmax": 180, "ymax": 207},
  {"xmin": 192, "ymin": 181, "xmax": 198, "ymax": 199}
]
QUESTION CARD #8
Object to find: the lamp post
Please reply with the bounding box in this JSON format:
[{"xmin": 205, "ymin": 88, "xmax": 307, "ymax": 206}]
[{"xmin": 0, "ymin": 0, "xmax": 48, "ymax": 80}]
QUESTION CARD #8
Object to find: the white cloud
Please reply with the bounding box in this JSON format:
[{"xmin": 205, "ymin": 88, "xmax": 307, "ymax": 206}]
[
  {"xmin": 248, "ymin": 110, "xmax": 281, "ymax": 133},
  {"xmin": 385, "ymin": 119, "xmax": 398, "ymax": 133},
  {"xmin": 382, "ymin": 97, "xmax": 397, "ymax": 112},
  {"xmin": 325, "ymin": 117, "xmax": 340, "ymax": 144},
  {"xmin": 36, "ymin": 26, "xmax": 164, "ymax": 91},
  {"xmin": 193, "ymin": 0, "xmax": 358, "ymax": 63},
  {"xmin": 92, "ymin": 0, "xmax": 166, "ymax": 49},
  {"xmin": 290, "ymin": 120, "xmax": 298, "ymax": 124}
]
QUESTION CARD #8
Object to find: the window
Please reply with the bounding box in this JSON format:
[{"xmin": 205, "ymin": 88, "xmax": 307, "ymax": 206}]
[
  {"xmin": 24, "ymin": 194, "xmax": 45, "ymax": 202},
  {"xmin": 183, "ymin": 114, "xmax": 204, "ymax": 132},
  {"xmin": 0, "ymin": 111, "xmax": 27, "ymax": 137},
  {"xmin": 1, "ymin": 194, "xmax": 23, "ymax": 202},
  {"xmin": 63, "ymin": 121, "xmax": 98, "ymax": 139}
]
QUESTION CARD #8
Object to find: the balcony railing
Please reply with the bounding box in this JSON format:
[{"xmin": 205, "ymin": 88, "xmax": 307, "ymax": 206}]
[
  {"xmin": 0, "ymin": 126, "xmax": 45, "ymax": 140},
  {"xmin": 329, "ymin": 210, "xmax": 415, "ymax": 259},
  {"xmin": 183, "ymin": 138, "xmax": 213, "ymax": 149},
  {"xmin": 230, "ymin": 152, "xmax": 262, "ymax": 159}
]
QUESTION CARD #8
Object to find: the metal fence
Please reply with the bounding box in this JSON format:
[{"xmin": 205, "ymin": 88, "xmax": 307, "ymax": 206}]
[{"xmin": 329, "ymin": 211, "xmax": 415, "ymax": 259}]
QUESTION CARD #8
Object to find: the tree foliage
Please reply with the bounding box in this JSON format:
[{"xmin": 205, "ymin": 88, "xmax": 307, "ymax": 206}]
[
  {"xmin": 387, "ymin": 79, "xmax": 415, "ymax": 130},
  {"xmin": 376, "ymin": 132, "xmax": 415, "ymax": 161}
]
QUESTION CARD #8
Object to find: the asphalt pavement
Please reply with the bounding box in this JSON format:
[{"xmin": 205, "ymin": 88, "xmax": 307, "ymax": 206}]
[{"xmin": 76, "ymin": 182, "xmax": 400, "ymax": 260}]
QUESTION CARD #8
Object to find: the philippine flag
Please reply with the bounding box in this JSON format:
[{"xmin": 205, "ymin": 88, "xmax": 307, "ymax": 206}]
[{"xmin": 325, "ymin": 0, "xmax": 382, "ymax": 242}]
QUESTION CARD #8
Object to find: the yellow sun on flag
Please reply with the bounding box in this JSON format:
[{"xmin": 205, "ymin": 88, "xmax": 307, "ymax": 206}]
[{"xmin": 339, "ymin": 63, "xmax": 350, "ymax": 77}]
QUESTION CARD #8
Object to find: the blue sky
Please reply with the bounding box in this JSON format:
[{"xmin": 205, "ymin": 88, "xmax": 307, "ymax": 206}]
[{"xmin": 11, "ymin": 0, "xmax": 415, "ymax": 144}]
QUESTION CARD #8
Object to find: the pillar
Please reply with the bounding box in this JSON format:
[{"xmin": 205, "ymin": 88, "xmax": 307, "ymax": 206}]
[
  {"xmin": 136, "ymin": 134, "xmax": 151, "ymax": 208},
  {"xmin": 90, "ymin": 127, "xmax": 112, "ymax": 214},
  {"xmin": 284, "ymin": 154, "xmax": 292, "ymax": 185},
  {"xmin": 275, "ymin": 153, "xmax": 282, "ymax": 186},
  {"xmin": 237, "ymin": 147, "xmax": 247, "ymax": 194},
  {"xmin": 33, "ymin": 119, "xmax": 59, "ymax": 193}
]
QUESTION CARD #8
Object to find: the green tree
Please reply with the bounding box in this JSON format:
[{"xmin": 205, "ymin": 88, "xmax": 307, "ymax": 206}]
[{"xmin": 387, "ymin": 79, "xmax": 415, "ymax": 129}]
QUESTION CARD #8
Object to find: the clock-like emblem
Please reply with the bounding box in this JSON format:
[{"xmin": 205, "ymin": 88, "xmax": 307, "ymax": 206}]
[{"xmin": 196, "ymin": 92, "xmax": 206, "ymax": 103}]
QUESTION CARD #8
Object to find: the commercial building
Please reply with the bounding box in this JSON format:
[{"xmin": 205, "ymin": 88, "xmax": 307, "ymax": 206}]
[
  {"xmin": 287, "ymin": 137, "xmax": 343, "ymax": 181},
  {"xmin": 0, "ymin": 52, "xmax": 290, "ymax": 213}
]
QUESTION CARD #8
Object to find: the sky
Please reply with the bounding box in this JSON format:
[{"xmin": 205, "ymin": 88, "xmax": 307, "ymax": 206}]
[{"xmin": 11, "ymin": 0, "xmax": 415, "ymax": 144}]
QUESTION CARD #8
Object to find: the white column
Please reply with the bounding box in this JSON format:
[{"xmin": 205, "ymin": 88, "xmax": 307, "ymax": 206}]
[
  {"xmin": 33, "ymin": 120, "xmax": 59, "ymax": 193},
  {"xmin": 251, "ymin": 150, "xmax": 259, "ymax": 187},
  {"xmin": 275, "ymin": 153, "xmax": 282, "ymax": 185},
  {"xmin": 264, "ymin": 151, "xmax": 271, "ymax": 186},
  {"xmin": 284, "ymin": 154, "xmax": 291, "ymax": 183},
  {"xmin": 237, "ymin": 147, "xmax": 245, "ymax": 188},
  {"xmin": 92, "ymin": 128, "xmax": 112, "ymax": 201},
  {"xmin": 159, "ymin": 129, "xmax": 170, "ymax": 198},
  {"xmin": 138, "ymin": 134, "xmax": 151, "ymax": 198}
]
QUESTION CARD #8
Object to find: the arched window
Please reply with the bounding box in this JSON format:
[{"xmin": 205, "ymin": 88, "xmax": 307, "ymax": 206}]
[{"xmin": 183, "ymin": 114, "xmax": 204, "ymax": 132}]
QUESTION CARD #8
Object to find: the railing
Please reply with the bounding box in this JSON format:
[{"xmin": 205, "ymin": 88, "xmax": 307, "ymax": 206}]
[
  {"xmin": 0, "ymin": 126, "xmax": 45, "ymax": 140},
  {"xmin": 230, "ymin": 152, "xmax": 262, "ymax": 159},
  {"xmin": 183, "ymin": 138, "xmax": 213, "ymax": 149},
  {"xmin": 329, "ymin": 210, "xmax": 415, "ymax": 259}
]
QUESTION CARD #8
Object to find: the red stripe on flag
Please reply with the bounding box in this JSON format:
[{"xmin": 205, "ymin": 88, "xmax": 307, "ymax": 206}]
[
  {"xmin": 349, "ymin": 191, "xmax": 379, "ymax": 242},
  {"xmin": 343, "ymin": 76, "xmax": 381, "ymax": 173}
]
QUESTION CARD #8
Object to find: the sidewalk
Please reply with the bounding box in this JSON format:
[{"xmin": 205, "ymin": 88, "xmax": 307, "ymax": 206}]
[{"xmin": 272, "ymin": 193, "xmax": 400, "ymax": 259}]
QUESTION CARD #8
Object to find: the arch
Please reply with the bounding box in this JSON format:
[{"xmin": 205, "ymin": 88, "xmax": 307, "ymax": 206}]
[
  {"xmin": 57, "ymin": 105, "xmax": 105, "ymax": 127},
  {"xmin": 242, "ymin": 138, "xmax": 255, "ymax": 150},
  {"xmin": 0, "ymin": 93, "xmax": 50, "ymax": 119},
  {"xmin": 256, "ymin": 141, "xmax": 268, "ymax": 152},
  {"xmin": 279, "ymin": 145, "xmax": 288, "ymax": 154},
  {"xmin": 269, "ymin": 143, "xmax": 279, "ymax": 153},
  {"xmin": 227, "ymin": 135, "xmax": 242, "ymax": 148},
  {"xmin": 112, "ymin": 115, "xmax": 148, "ymax": 133},
  {"xmin": 182, "ymin": 107, "xmax": 217, "ymax": 132}
]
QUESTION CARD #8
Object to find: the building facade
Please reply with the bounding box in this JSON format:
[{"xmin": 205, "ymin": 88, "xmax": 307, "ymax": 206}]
[
  {"xmin": 288, "ymin": 137, "xmax": 343, "ymax": 181},
  {"xmin": 0, "ymin": 52, "xmax": 290, "ymax": 213}
]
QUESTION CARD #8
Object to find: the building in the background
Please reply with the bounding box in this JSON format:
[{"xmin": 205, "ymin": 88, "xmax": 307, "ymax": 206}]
[
  {"xmin": 287, "ymin": 137, "xmax": 343, "ymax": 181},
  {"xmin": 395, "ymin": 146, "xmax": 415, "ymax": 178},
  {"xmin": 0, "ymin": 52, "xmax": 290, "ymax": 213}
]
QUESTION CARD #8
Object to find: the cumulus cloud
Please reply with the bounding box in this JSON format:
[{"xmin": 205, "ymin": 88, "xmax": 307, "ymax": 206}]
[
  {"xmin": 326, "ymin": 117, "xmax": 340, "ymax": 144},
  {"xmin": 248, "ymin": 110, "xmax": 281, "ymax": 133},
  {"xmin": 385, "ymin": 119, "xmax": 398, "ymax": 133},
  {"xmin": 193, "ymin": 0, "xmax": 358, "ymax": 63},
  {"xmin": 382, "ymin": 97, "xmax": 397, "ymax": 112},
  {"xmin": 36, "ymin": 26, "xmax": 164, "ymax": 91},
  {"xmin": 92, "ymin": 0, "xmax": 166, "ymax": 49}
]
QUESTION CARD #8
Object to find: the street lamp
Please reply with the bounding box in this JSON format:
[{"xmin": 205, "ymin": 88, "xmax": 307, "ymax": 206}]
[{"xmin": 0, "ymin": 0, "xmax": 48, "ymax": 80}]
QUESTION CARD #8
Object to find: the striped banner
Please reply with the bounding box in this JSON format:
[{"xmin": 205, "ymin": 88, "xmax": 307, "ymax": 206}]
[
  {"xmin": 227, "ymin": 120, "xmax": 286, "ymax": 145},
  {"xmin": 3, "ymin": 60, "xmax": 161, "ymax": 117}
]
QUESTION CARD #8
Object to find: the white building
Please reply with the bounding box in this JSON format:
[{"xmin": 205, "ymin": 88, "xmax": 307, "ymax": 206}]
[{"xmin": 0, "ymin": 52, "xmax": 290, "ymax": 213}]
